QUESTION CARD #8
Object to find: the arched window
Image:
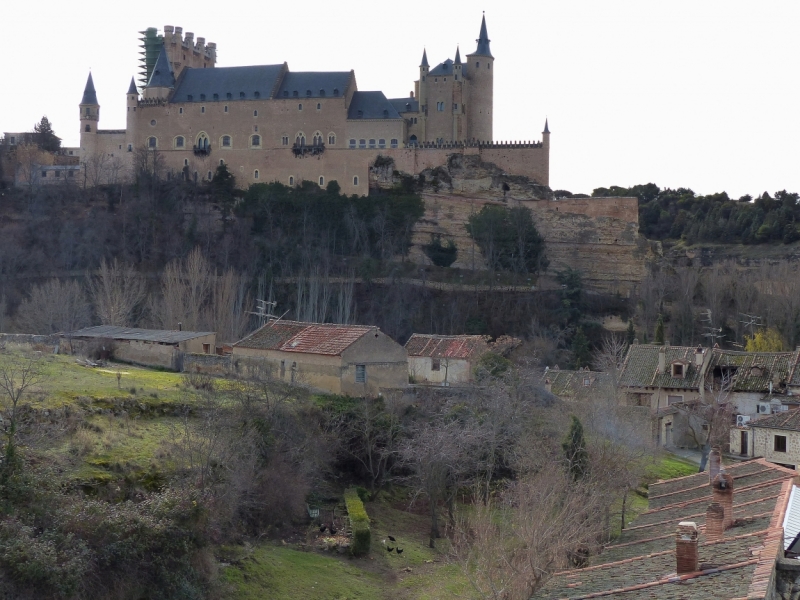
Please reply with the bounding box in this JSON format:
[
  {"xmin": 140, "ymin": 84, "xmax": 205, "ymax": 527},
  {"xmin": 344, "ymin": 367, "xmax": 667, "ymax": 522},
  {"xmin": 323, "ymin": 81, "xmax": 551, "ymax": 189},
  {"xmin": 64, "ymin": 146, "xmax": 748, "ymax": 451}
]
[
  {"xmin": 148, "ymin": 136, "xmax": 157, "ymax": 148},
  {"xmin": 312, "ymin": 131, "xmax": 323, "ymax": 146},
  {"xmin": 85, "ymin": 107, "xmax": 91, "ymax": 116},
  {"xmin": 196, "ymin": 133, "xmax": 209, "ymax": 151},
  {"xmin": 319, "ymin": 176, "xmax": 324, "ymax": 186},
  {"xmin": 251, "ymin": 134, "xmax": 261, "ymax": 147},
  {"xmin": 368, "ymin": 139, "xmax": 376, "ymax": 148},
  {"xmin": 295, "ymin": 132, "xmax": 306, "ymax": 147},
  {"xmin": 254, "ymin": 110, "xmax": 258, "ymax": 117},
  {"xmin": 281, "ymin": 136, "xmax": 289, "ymax": 146},
  {"xmin": 359, "ymin": 139, "xmax": 366, "ymax": 148},
  {"xmin": 316, "ymin": 103, "xmax": 321, "ymax": 110},
  {"xmin": 221, "ymin": 135, "xmax": 232, "ymax": 148},
  {"xmin": 223, "ymin": 105, "xmax": 228, "ymax": 112},
  {"xmin": 378, "ymin": 139, "xmax": 386, "ymax": 148},
  {"xmin": 328, "ymin": 134, "xmax": 336, "ymax": 145},
  {"xmin": 254, "ymin": 170, "xmax": 259, "ymax": 179},
  {"xmin": 353, "ymin": 176, "xmax": 359, "ymax": 186},
  {"xmin": 409, "ymin": 135, "xmax": 418, "ymax": 145},
  {"xmin": 289, "ymin": 176, "xmax": 295, "ymax": 186},
  {"xmin": 208, "ymin": 171, "xmax": 213, "ymax": 180},
  {"xmin": 390, "ymin": 138, "xmax": 398, "ymax": 148},
  {"xmin": 298, "ymin": 103, "xmax": 303, "ymax": 111},
  {"xmin": 85, "ymin": 125, "xmax": 91, "ymax": 132},
  {"xmin": 349, "ymin": 139, "xmax": 356, "ymax": 148},
  {"xmin": 175, "ymin": 136, "xmax": 185, "ymax": 148},
  {"xmin": 184, "ymin": 158, "xmax": 189, "ymax": 166},
  {"xmin": 219, "ymin": 159, "xmax": 224, "ymax": 166}
]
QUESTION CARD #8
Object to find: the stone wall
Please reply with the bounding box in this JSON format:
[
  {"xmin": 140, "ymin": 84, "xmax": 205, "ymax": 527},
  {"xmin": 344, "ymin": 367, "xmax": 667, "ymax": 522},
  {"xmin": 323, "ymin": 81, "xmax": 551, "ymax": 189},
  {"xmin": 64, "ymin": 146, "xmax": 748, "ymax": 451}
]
[{"xmin": 752, "ymin": 427, "xmax": 800, "ymax": 468}]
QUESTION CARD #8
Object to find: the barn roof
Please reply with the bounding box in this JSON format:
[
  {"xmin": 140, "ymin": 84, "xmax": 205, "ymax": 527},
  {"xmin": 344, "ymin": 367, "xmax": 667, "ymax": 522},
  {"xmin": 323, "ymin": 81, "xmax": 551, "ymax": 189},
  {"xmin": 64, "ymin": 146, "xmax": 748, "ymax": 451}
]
[
  {"xmin": 233, "ymin": 320, "xmax": 376, "ymax": 356},
  {"xmin": 404, "ymin": 334, "xmax": 489, "ymax": 360},
  {"xmin": 67, "ymin": 326, "xmax": 213, "ymax": 344},
  {"xmin": 618, "ymin": 344, "xmax": 707, "ymax": 390}
]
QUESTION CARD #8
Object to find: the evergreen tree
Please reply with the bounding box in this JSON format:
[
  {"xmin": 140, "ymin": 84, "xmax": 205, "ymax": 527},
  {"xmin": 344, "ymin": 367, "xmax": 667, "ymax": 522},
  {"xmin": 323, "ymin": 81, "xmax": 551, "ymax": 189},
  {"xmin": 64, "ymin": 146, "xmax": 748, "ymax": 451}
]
[
  {"xmin": 32, "ymin": 116, "xmax": 60, "ymax": 152},
  {"xmin": 562, "ymin": 415, "xmax": 589, "ymax": 481},
  {"xmin": 626, "ymin": 320, "xmax": 636, "ymax": 345},
  {"xmin": 655, "ymin": 314, "xmax": 665, "ymax": 345},
  {"xmin": 570, "ymin": 327, "xmax": 591, "ymax": 369}
]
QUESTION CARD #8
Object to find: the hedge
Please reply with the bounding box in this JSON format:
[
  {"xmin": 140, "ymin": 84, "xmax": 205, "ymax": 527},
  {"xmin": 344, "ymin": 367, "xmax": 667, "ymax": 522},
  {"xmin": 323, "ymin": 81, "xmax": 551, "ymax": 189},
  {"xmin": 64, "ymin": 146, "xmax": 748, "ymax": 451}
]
[{"xmin": 344, "ymin": 488, "xmax": 370, "ymax": 556}]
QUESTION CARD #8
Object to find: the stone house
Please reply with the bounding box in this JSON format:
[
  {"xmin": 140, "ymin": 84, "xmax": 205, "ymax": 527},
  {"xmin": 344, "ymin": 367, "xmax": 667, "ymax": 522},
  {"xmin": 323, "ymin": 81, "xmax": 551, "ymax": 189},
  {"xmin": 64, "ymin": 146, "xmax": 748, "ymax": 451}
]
[
  {"xmin": 730, "ymin": 410, "xmax": 800, "ymax": 470},
  {"xmin": 541, "ymin": 367, "xmax": 614, "ymax": 403},
  {"xmin": 405, "ymin": 334, "xmax": 489, "ymax": 385},
  {"xmin": 231, "ymin": 320, "xmax": 407, "ymax": 396},
  {"xmin": 617, "ymin": 343, "xmax": 711, "ymax": 446},
  {"xmin": 66, "ymin": 325, "xmax": 216, "ymax": 370}
]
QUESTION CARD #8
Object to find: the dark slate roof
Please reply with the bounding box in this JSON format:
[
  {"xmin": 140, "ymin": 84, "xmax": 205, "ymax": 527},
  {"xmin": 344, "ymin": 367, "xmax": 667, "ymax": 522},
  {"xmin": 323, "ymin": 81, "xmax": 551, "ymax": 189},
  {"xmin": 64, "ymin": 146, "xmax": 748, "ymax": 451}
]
[
  {"xmin": 146, "ymin": 45, "xmax": 175, "ymax": 89},
  {"xmin": 81, "ymin": 72, "xmax": 98, "ymax": 105},
  {"xmin": 541, "ymin": 368, "xmax": 614, "ymax": 402},
  {"xmin": 420, "ymin": 49, "xmax": 429, "ymax": 67},
  {"xmin": 618, "ymin": 344, "xmax": 707, "ymax": 390},
  {"xmin": 275, "ymin": 71, "xmax": 351, "ymax": 99},
  {"xmin": 786, "ymin": 352, "xmax": 800, "ymax": 387},
  {"xmin": 538, "ymin": 459, "xmax": 796, "ymax": 600},
  {"xmin": 749, "ymin": 410, "xmax": 800, "ymax": 431},
  {"xmin": 68, "ymin": 325, "xmax": 213, "ymax": 344},
  {"xmin": 347, "ymin": 91, "xmax": 402, "ymax": 120},
  {"xmin": 454, "ymin": 47, "xmax": 462, "ymax": 65},
  {"xmin": 405, "ymin": 334, "xmax": 489, "ymax": 360},
  {"xmin": 127, "ymin": 77, "xmax": 138, "ymax": 95},
  {"xmin": 388, "ymin": 97, "xmax": 419, "ymax": 114},
  {"xmin": 233, "ymin": 320, "xmax": 374, "ymax": 356},
  {"xmin": 469, "ymin": 14, "xmax": 493, "ymax": 58},
  {"xmin": 171, "ymin": 65, "xmax": 284, "ymax": 103},
  {"xmin": 543, "ymin": 118, "xmax": 550, "ymax": 134},
  {"xmin": 429, "ymin": 59, "xmax": 455, "ymax": 76},
  {"xmin": 709, "ymin": 349, "xmax": 797, "ymax": 392}
]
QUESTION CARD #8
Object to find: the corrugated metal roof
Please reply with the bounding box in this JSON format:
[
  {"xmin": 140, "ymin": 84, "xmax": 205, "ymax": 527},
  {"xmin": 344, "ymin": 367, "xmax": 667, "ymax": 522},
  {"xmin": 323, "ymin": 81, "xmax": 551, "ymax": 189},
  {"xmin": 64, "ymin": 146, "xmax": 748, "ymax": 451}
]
[
  {"xmin": 618, "ymin": 344, "xmax": 706, "ymax": 390},
  {"xmin": 67, "ymin": 326, "xmax": 214, "ymax": 344},
  {"xmin": 709, "ymin": 349, "xmax": 797, "ymax": 392},
  {"xmin": 233, "ymin": 320, "xmax": 375, "ymax": 356},
  {"xmin": 783, "ymin": 485, "xmax": 800, "ymax": 550},
  {"xmin": 404, "ymin": 334, "xmax": 489, "ymax": 359}
]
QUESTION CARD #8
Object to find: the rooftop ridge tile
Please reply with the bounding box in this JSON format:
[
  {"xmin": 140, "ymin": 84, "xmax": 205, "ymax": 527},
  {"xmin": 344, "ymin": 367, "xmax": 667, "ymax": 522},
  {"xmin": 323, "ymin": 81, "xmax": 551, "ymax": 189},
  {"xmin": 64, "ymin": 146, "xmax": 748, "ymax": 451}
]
[
  {"xmin": 625, "ymin": 495, "xmax": 780, "ymax": 532},
  {"xmin": 648, "ymin": 467, "xmax": 776, "ymax": 501},
  {"xmin": 642, "ymin": 479, "xmax": 785, "ymax": 515}
]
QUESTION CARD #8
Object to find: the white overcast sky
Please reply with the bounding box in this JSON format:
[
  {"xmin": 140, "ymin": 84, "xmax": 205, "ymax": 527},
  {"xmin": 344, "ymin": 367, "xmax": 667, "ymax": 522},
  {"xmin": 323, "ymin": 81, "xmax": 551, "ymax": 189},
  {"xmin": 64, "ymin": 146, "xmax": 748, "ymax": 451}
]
[{"xmin": 3, "ymin": 0, "xmax": 799, "ymax": 198}]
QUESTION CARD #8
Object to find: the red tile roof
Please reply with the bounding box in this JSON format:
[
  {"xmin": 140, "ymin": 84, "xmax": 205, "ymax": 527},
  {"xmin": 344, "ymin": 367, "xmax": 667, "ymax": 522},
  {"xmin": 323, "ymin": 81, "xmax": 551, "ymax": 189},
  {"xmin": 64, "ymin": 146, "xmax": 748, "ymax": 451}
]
[
  {"xmin": 233, "ymin": 320, "xmax": 375, "ymax": 356},
  {"xmin": 404, "ymin": 334, "xmax": 490, "ymax": 360}
]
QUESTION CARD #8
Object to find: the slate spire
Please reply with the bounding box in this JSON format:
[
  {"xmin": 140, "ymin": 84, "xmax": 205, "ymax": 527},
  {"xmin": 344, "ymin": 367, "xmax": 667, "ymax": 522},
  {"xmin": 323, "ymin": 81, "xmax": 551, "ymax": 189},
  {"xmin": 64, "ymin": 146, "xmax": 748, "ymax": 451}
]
[
  {"xmin": 420, "ymin": 48, "xmax": 429, "ymax": 68},
  {"xmin": 543, "ymin": 118, "xmax": 550, "ymax": 134},
  {"xmin": 473, "ymin": 13, "xmax": 493, "ymax": 58},
  {"xmin": 146, "ymin": 44, "xmax": 175, "ymax": 89},
  {"xmin": 127, "ymin": 76, "xmax": 138, "ymax": 95},
  {"xmin": 81, "ymin": 72, "xmax": 98, "ymax": 105},
  {"xmin": 454, "ymin": 46, "xmax": 462, "ymax": 65}
]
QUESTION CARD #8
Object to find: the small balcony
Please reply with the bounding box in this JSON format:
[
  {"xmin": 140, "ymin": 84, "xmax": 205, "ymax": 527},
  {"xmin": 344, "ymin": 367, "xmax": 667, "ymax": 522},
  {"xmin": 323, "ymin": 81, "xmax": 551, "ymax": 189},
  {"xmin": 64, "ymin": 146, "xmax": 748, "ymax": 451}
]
[
  {"xmin": 292, "ymin": 142, "xmax": 325, "ymax": 158},
  {"xmin": 193, "ymin": 144, "xmax": 211, "ymax": 157}
]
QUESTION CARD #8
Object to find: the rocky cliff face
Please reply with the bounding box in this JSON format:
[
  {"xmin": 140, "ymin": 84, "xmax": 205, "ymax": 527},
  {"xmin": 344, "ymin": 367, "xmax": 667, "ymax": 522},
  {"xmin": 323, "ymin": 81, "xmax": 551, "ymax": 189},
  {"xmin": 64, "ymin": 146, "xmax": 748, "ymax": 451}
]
[{"xmin": 373, "ymin": 154, "xmax": 652, "ymax": 296}]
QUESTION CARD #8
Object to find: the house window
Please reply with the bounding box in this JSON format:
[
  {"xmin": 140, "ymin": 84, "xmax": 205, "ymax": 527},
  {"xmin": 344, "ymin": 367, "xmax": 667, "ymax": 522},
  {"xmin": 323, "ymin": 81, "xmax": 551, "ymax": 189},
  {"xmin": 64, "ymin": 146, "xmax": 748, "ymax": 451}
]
[
  {"xmin": 148, "ymin": 136, "xmax": 157, "ymax": 148},
  {"xmin": 319, "ymin": 176, "xmax": 324, "ymax": 186},
  {"xmin": 353, "ymin": 176, "xmax": 359, "ymax": 185},
  {"xmin": 251, "ymin": 134, "xmax": 261, "ymax": 147},
  {"xmin": 240, "ymin": 92, "xmax": 245, "ymax": 98},
  {"xmin": 295, "ymin": 133, "xmax": 306, "ymax": 146},
  {"xmin": 85, "ymin": 107, "xmax": 91, "ymax": 116},
  {"xmin": 289, "ymin": 176, "xmax": 294, "ymax": 185},
  {"xmin": 431, "ymin": 358, "xmax": 441, "ymax": 371},
  {"xmin": 68, "ymin": 171, "xmax": 74, "ymax": 177},
  {"xmin": 227, "ymin": 93, "xmax": 232, "ymax": 100},
  {"xmin": 221, "ymin": 135, "xmax": 231, "ymax": 147},
  {"xmin": 41, "ymin": 171, "xmax": 47, "ymax": 178},
  {"xmin": 355, "ymin": 364, "xmax": 366, "ymax": 383},
  {"xmin": 280, "ymin": 360, "xmax": 286, "ymax": 378},
  {"xmin": 671, "ymin": 363, "xmax": 685, "ymax": 378},
  {"xmin": 359, "ymin": 139, "xmax": 366, "ymax": 148},
  {"xmin": 254, "ymin": 170, "xmax": 259, "ymax": 179},
  {"xmin": 390, "ymin": 139, "xmax": 398, "ymax": 148},
  {"xmin": 213, "ymin": 94, "xmax": 219, "ymax": 101},
  {"xmin": 203, "ymin": 343, "xmax": 210, "ymax": 354},
  {"xmin": 349, "ymin": 139, "xmax": 356, "ymax": 148},
  {"xmin": 775, "ymin": 435, "xmax": 788, "ymax": 453},
  {"xmin": 55, "ymin": 170, "xmax": 60, "ymax": 178},
  {"xmin": 175, "ymin": 136, "xmax": 185, "ymax": 148},
  {"xmin": 313, "ymin": 132, "xmax": 323, "ymax": 146},
  {"xmin": 328, "ymin": 134, "xmax": 335, "ymax": 145},
  {"xmin": 254, "ymin": 91, "xmax": 260, "ymax": 98},
  {"xmin": 583, "ymin": 377, "xmax": 591, "ymax": 387},
  {"xmin": 127, "ymin": 144, "xmax": 133, "ymax": 152},
  {"xmin": 333, "ymin": 88, "xmax": 339, "ymax": 96},
  {"xmin": 291, "ymin": 361, "xmax": 297, "ymax": 383},
  {"xmin": 378, "ymin": 139, "xmax": 386, "ymax": 148},
  {"xmin": 254, "ymin": 110, "xmax": 258, "ymax": 117},
  {"xmin": 667, "ymin": 395, "xmax": 683, "ymax": 405},
  {"xmin": 187, "ymin": 95, "xmax": 193, "ymax": 101}
]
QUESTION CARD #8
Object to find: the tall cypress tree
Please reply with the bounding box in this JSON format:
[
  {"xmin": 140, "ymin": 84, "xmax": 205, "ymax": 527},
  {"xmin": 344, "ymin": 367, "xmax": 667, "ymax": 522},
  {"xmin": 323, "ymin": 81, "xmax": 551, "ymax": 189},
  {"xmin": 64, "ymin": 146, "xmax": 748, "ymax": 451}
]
[
  {"xmin": 655, "ymin": 314, "xmax": 665, "ymax": 345},
  {"xmin": 562, "ymin": 416, "xmax": 589, "ymax": 481}
]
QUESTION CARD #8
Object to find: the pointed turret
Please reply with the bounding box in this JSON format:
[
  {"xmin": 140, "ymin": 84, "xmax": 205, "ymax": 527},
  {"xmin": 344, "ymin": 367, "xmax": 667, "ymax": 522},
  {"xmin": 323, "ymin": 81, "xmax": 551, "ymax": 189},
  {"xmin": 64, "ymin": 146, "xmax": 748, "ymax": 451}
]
[
  {"xmin": 81, "ymin": 72, "xmax": 98, "ymax": 105},
  {"xmin": 454, "ymin": 46, "xmax": 462, "ymax": 65},
  {"xmin": 420, "ymin": 48, "xmax": 429, "ymax": 68},
  {"xmin": 473, "ymin": 14, "xmax": 493, "ymax": 58},
  {"xmin": 127, "ymin": 76, "xmax": 138, "ymax": 95},
  {"xmin": 146, "ymin": 44, "xmax": 175, "ymax": 89},
  {"xmin": 543, "ymin": 118, "xmax": 550, "ymax": 134}
]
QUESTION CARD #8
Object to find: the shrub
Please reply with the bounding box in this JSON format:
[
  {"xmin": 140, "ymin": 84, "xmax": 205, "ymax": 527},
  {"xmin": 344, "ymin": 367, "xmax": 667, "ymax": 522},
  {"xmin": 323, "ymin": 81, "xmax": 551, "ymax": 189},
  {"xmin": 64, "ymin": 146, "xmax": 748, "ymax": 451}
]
[
  {"xmin": 423, "ymin": 235, "xmax": 458, "ymax": 267},
  {"xmin": 344, "ymin": 487, "xmax": 370, "ymax": 556}
]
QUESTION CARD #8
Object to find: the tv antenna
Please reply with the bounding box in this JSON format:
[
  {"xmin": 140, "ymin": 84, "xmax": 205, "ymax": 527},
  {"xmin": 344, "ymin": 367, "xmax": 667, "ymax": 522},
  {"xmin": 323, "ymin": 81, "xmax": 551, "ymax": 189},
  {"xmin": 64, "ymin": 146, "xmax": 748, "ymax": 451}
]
[
  {"xmin": 248, "ymin": 299, "xmax": 278, "ymax": 328},
  {"xmin": 739, "ymin": 312, "xmax": 763, "ymax": 341},
  {"xmin": 701, "ymin": 309, "xmax": 725, "ymax": 347}
]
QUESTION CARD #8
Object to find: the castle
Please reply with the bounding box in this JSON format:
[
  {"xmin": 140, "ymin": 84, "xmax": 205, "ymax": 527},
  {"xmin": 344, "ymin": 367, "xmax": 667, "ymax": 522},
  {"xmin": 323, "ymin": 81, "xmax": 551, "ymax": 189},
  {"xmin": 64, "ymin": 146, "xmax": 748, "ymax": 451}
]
[{"xmin": 78, "ymin": 16, "xmax": 550, "ymax": 195}]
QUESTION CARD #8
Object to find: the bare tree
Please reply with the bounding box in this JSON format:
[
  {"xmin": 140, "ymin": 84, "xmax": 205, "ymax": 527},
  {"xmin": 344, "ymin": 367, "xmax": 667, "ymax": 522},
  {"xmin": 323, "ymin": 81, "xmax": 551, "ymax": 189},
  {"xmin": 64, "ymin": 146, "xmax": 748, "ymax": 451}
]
[
  {"xmin": 15, "ymin": 279, "xmax": 91, "ymax": 334},
  {"xmin": 87, "ymin": 258, "xmax": 147, "ymax": 326},
  {"xmin": 674, "ymin": 375, "xmax": 734, "ymax": 472},
  {"xmin": 158, "ymin": 247, "xmax": 211, "ymax": 331},
  {"xmin": 207, "ymin": 268, "xmax": 250, "ymax": 343},
  {"xmin": 0, "ymin": 353, "xmax": 42, "ymax": 479}
]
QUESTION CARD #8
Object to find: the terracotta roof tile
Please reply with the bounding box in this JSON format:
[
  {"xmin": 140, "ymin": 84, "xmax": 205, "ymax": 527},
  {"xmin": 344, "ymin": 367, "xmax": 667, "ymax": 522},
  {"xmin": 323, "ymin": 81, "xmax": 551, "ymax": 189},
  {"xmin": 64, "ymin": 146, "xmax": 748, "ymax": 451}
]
[
  {"xmin": 748, "ymin": 409, "xmax": 800, "ymax": 431},
  {"xmin": 541, "ymin": 369, "xmax": 614, "ymax": 402},
  {"xmin": 404, "ymin": 334, "xmax": 489, "ymax": 359},
  {"xmin": 709, "ymin": 349, "xmax": 798, "ymax": 392},
  {"xmin": 233, "ymin": 320, "xmax": 375, "ymax": 355},
  {"xmin": 619, "ymin": 345, "xmax": 707, "ymax": 390}
]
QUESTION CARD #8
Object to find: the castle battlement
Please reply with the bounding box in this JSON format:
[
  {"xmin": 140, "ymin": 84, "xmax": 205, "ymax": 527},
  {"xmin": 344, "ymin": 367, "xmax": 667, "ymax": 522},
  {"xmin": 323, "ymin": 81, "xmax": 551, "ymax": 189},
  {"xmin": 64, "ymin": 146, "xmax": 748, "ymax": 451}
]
[{"xmin": 414, "ymin": 140, "xmax": 544, "ymax": 150}]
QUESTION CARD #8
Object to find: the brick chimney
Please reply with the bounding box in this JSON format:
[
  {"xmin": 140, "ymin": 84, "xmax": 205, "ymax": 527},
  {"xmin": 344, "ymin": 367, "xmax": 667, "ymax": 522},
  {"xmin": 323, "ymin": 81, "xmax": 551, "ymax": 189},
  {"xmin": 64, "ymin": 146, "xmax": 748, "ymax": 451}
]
[
  {"xmin": 705, "ymin": 502, "xmax": 725, "ymax": 541},
  {"xmin": 695, "ymin": 346, "xmax": 704, "ymax": 367},
  {"xmin": 711, "ymin": 469, "xmax": 734, "ymax": 529},
  {"xmin": 676, "ymin": 521, "xmax": 699, "ymax": 574},
  {"xmin": 708, "ymin": 446, "xmax": 721, "ymax": 484}
]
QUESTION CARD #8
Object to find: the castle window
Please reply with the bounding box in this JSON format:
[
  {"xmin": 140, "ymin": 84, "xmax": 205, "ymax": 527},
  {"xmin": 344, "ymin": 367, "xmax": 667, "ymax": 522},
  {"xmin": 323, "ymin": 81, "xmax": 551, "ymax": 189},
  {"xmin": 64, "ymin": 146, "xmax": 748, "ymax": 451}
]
[
  {"xmin": 453, "ymin": 103, "xmax": 458, "ymax": 110},
  {"xmin": 179, "ymin": 107, "xmax": 184, "ymax": 114},
  {"xmin": 227, "ymin": 93, "xmax": 232, "ymax": 100},
  {"xmin": 55, "ymin": 170, "xmax": 60, "ymax": 178},
  {"xmin": 224, "ymin": 105, "xmax": 228, "ymax": 113},
  {"xmin": 369, "ymin": 139, "xmax": 376, "ymax": 148},
  {"xmin": 254, "ymin": 110, "xmax": 258, "ymax": 117},
  {"xmin": 175, "ymin": 136, "xmax": 185, "ymax": 148},
  {"xmin": 378, "ymin": 139, "xmax": 386, "ymax": 148},
  {"xmin": 435, "ymin": 78, "xmax": 438, "ymax": 82},
  {"xmin": 150, "ymin": 119, "xmax": 157, "ymax": 126},
  {"xmin": 282, "ymin": 136, "xmax": 289, "ymax": 145},
  {"xmin": 293, "ymin": 91, "xmax": 298, "ymax": 97},
  {"xmin": 240, "ymin": 92, "xmax": 245, "ymax": 98},
  {"xmin": 328, "ymin": 134, "xmax": 335, "ymax": 145},
  {"xmin": 184, "ymin": 158, "xmax": 189, "ymax": 166},
  {"xmin": 208, "ymin": 171, "xmax": 213, "ymax": 180},
  {"xmin": 220, "ymin": 159, "xmax": 224, "ymax": 166},
  {"xmin": 85, "ymin": 125, "xmax": 91, "ymax": 132},
  {"xmin": 187, "ymin": 95, "xmax": 193, "ymax": 101},
  {"xmin": 148, "ymin": 136, "xmax": 157, "ymax": 148},
  {"xmin": 194, "ymin": 171, "xmax": 198, "ymax": 182},
  {"xmin": 306, "ymin": 90, "xmax": 312, "ymax": 96},
  {"xmin": 200, "ymin": 94, "xmax": 206, "ymax": 101},
  {"xmin": 317, "ymin": 103, "xmax": 321, "ymax": 110},
  {"xmin": 359, "ymin": 139, "xmax": 366, "ymax": 148},
  {"xmin": 289, "ymin": 176, "xmax": 294, "ymax": 185},
  {"xmin": 254, "ymin": 91, "xmax": 260, "ymax": 98},
  {"xmin": 254, "ymin": 170, "xmax": 259, "ymax": 179},
  {"xmin": 127, "ymin": 144, "xmax": 133, "ymax": 152},
  {"xmin": 349, "ymin": 139, "xmax": 356, "ymax": 148},
  {"xmin": 41, "ymin": 171, "xmax": 46, "ymax": 178},
  {"xmin": 383, "ymin": 109, "xmax": 388, "ymax": 117},
  {"xmin": 487, "ymin": 62, "xmax": 491, "ymax": 69},
  {"xmin": 221, "ymin": 135, "xmax": 231, "ymax": 148},
  {"xmin": 437, "ymin": 102, "xmax": 444, "ymax": 111},
  {"xmin": 68, "ymin": 170, "xmax": 74, "ymax": 177},
  {"xmin": 353, "ymin": 176, "xmax": 359, "ymax": 186},
  {"xmin": 251, "ymin": 134, "xmax": 261, "ymax": 147},
  {"xmin": 254, "ymin": 126, "xmax": 258, "ymax": 132},
  {"xmin": 333, "ymin": 88, "xmax": 339, "ymax": 96},
  {"xmin": 319, "ymin": 90, "xmax": 325, "ymax": 96},
  {"xmin": 295, "ymin": 132, "xmax": 306, "ymax": 146},
  {"xmin": 413, "ymin": 117, "xmax": 417, "ymax": 124},
  {"xmin": 444, "ymin": 78, "xmax": 446, "ymax": 82},
  {"xmin": 298, "ymin": 103, "xmax": 303, "ymax": 111},
  {"xmin": 455, "ymin": 75, "xmax": 458, "ymax": 81},
  {"xmin": 201, "ymin": 106, "xmax": 205, "ymax": 113},
  {"xmin": 422, "ymin": 76, "xmax": 425, "ymax": 82},
  {"xmin": 213, "ymin": 93, "xmax": 219, "ymax": 100},
  {"xmin": 390, "ymin": 139, "xmax": 398, "ymax": 148},
  {"xmin": 409, "ymin": 135, "xmax": 418, "ymax": 144},
  {"xmin": 283, "ymin": 91, "xmax": 289, "ymax": 97},
  {"xmin": 476, "ymin": 62, "xmax": 479, "ymax": 68},
  {"xmin": 319, "ymin": 176, "xmax": 324, "ymax": 186}
]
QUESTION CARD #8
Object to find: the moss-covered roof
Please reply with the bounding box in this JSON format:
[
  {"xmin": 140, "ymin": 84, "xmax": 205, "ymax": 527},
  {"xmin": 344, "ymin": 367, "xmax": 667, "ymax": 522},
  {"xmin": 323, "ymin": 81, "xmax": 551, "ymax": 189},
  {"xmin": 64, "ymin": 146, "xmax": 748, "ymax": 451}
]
[
  {"xmin": 618, "ymin": 345, "xmax": 706, "ymax": 390},
  {"xmin": 541, "ymin": 369, "xmax": 614, "ymax": 402},
  {"xmin": 709, "ymin": 349, "xmax": 797, "ymax": 392}
]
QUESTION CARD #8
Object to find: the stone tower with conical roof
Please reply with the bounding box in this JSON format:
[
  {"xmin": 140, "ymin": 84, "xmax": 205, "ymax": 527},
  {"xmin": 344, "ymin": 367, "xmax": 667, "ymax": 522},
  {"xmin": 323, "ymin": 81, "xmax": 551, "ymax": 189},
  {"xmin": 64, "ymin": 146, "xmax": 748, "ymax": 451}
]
[
  {"xmin": 144, "ymin": 45, "xmax": 176, "ymax": 99},
  {"xmin": 465, "ymin": 14, "xmax": 493, "ymax": 142},
  {"xmin": 79, "ymin": 72, "xmax": 100, "ymax": 157},
  {"xmin": 126, "ymin": 77, "xmax": 139, "ymax": 153}
]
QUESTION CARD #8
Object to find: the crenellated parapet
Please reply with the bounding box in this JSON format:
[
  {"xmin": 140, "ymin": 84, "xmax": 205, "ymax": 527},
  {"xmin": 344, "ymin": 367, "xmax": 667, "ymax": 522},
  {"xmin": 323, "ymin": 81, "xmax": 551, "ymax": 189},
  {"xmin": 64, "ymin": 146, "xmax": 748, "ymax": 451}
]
[
  {"xmin": 413, "ymin": 139, "xmax": 544, "ymax": 149},
  {"xmin": 158, "ymin": 25, "xmax": 216, "ymax": 80}
]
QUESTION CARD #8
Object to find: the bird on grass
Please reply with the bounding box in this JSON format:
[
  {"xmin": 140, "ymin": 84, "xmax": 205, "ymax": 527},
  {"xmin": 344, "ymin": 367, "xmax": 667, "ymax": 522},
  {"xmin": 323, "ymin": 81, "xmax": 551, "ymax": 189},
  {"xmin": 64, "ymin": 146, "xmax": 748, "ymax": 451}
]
[
  {"xmin": 329, "ymin": 525, "xmax": 337, "ymax": 534},
  {"xmin": 388, "ymin": 535, "xmax": 396, "ymax": 542},
  {"xmin": 319, "ymin": 524, "xmax": 327, "ymax": 533},
  {"xmin": 396, "ymin": 548, "xmax": 404, "ymax": 555},
  {"xmin": 386, "ymin": 546, "xmax": 395, "ymax": 552}
]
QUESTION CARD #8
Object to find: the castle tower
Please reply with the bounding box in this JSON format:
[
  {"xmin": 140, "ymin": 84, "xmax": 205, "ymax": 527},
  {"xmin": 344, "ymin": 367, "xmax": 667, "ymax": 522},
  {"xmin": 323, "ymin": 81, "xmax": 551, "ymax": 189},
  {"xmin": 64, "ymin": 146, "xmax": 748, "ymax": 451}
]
[
  {"xmin": 418, "ymin": 49, "xmax": 429, "ymax": 143},
  {"xmin": 79, "ymin": 72, "xmax": 99, "ymax": 158},
  {"xmin": 453, "ymin": 46, "xmax": 463, "ymax": 140},
  {"xmin": 466, "ymin": 14, "xmax": 493, "ymax": 141},
  {"xmin": 143, "ymin": 44, "xmax": 175, "ymax": 99},
  {"xmin": 125, "ymin": 77, "xmax": 139, "ymax": 153},
  {"xmin": 542, "ymin": 119, "xmax": 550, "ymax": 186}
]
